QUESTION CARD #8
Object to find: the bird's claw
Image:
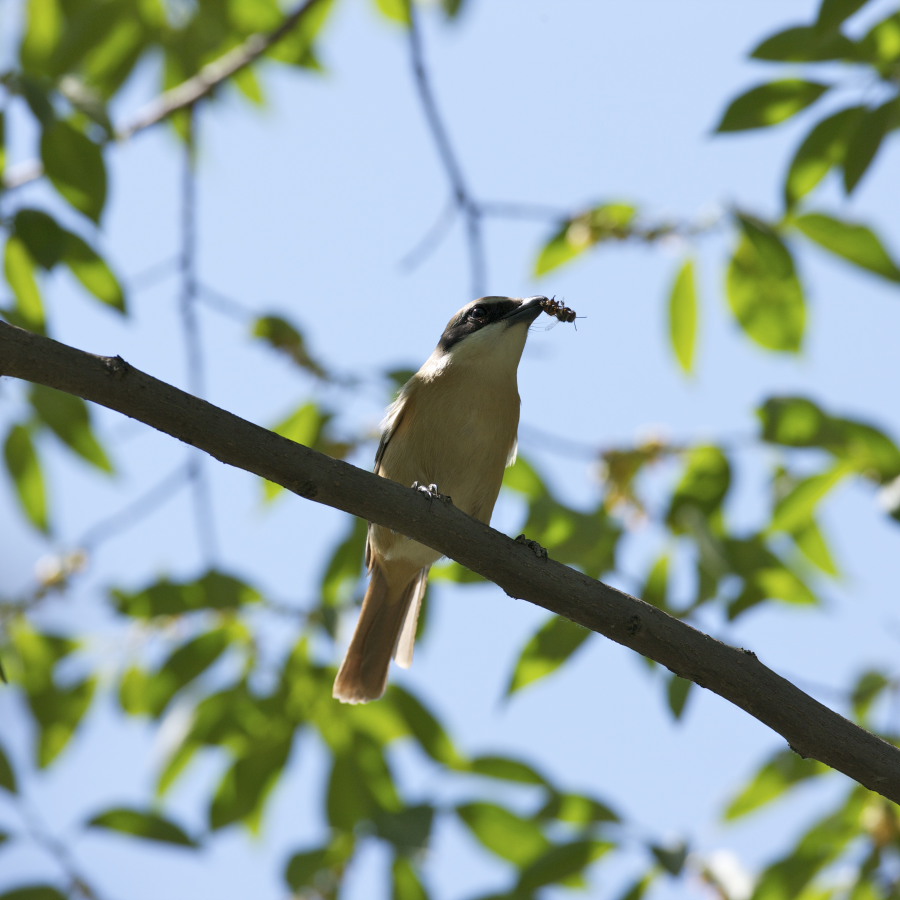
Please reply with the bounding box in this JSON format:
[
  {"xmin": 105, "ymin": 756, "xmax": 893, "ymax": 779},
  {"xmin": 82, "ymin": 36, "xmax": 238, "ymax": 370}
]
[
  {"xmin": 515, "ymin": 534, "xmax": 548, "ymax": 559},
  {"xmin": 412, "ymin": 481, "xmax": 453, "ymax": 504}
]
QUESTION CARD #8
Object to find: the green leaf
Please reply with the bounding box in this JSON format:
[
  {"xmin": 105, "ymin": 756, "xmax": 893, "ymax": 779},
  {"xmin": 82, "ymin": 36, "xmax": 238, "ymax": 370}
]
[
  {"xmin": 792, "ymin": 519, "xmax": 840, "ymax": 576},
  {"xmin": 20, "ymin": 0, "xmax": 63, "ymax": 71},
  {"xmin": 456, "ymin": 802, "xmax": 550, "ymax": 866},
  {"xmin": 768, "ymin": 465, "xmax": 850, "ymax": 534},
  {"xmin": 392, "ymin": 856, "xmax": 428, "ymax": 900},
  {"xmin": 666, "ymin": 675, "xmax": 692, "ymax": 720},
  {"xmin": 63, "ymin": 232, "xmax": 126, "ymax": 312},
  {"xmin": 538, "ymin": 792, "xmax": 619, "ymax": 827},
  {"xmin": 727, "ymin": 216, "xmax": 805, "ymax": 352},
  {"xmin": 794, "ymin": 212, "xmax": 900, "ymax": 282},
  {"xmin": 4, "ymin": 425, "xmax": 49, "ymax": 532},
  {"xmin": 4, "ymin": 235, "xmax": 45, "ymax": 332},
  {"xmin": 86, "ymin": 808, "xmax": 197, "ymax": 847},
  {"xmin": 666, "ymin": 445, "xmax": 731, "ymax": 534},
  {"xmin": 715, "ymin": 80, "xmax": 829, "ymax": 132},
  {"xmin": 517, "ymin": 840, "xmax": 610, "ymax": 893},
  {"xmin": 857, "ymin": 12, "xmax": 900, "ymax": 75},
  {"xmin": 758, "ymin": 396, "xmax": 828, "ymax": 447},
  {"xmin": 0, "ymin": 743, "xmax": 17, "ymax": 793},
  {"xmin": 32, "ymin": 677, "xmax": 97, "ymax": 767},
  {"xmin": 111, "ymin": 571, "xmax": 261, "ymax": 619},
  {"xmin": 467, "ymin": 755, "xmax": 548, "ymax": 786},
  {"xmin": 209, "ymin": 739, "xmax": 292, "ymax": 832},
  {"xmin": 506, "ymin": 615, "xmax": 590, "ymax": 696},
  {"xmin": 373, "ymin": 805, "xmax": 434, "ymax": 856},
  {"xmin": 252, "ymin": 315, "xmax": 327, "ymax": 377},
  {"xmin": 534, "ymin": 204, "xmax": 638, "ymax": 276},
  {"xmin": 265, "ymin": 402, "xmax": 327, "ymax": 500},
  {"xmin": 389, "ymin": 686, "xmax": 465, "ymax": 768},
  {"xmin": 375, "ymin": 0, "xmax": 411, "ymax": 26},
  {"xmin": 320, "ymin": 516, "xmax": 366, "ymax": 616},
  {"xmin": 843, "ymin": 99, "xmax": 900, "ymax": 194},
  {"xmin": 751, "ymin": 25, "xmax": 855, "ymax": 62},
  {"xmin": 14, "ymin": 209, "xmax": 65, "ymax": 269},
  {"xmin": 650, "ymin": 842, "xmax": 688, "ymax": 876},
  {"xmin": 40, "ymin": 120, "xmax": 107, "ymax": 223},
  {"xmin": 30, "ymin": 385, "xmax": 114, "ymax": 473},
  {"xmin": 851, "ymin": 669, "xmax": 891, "ymax": 721},
  {"xmin": 640, "ymin": 553, "xmax": 670, "ymax": 612},
  {"xmin": 327, "ymin": 734, "xmax": 400, "ymax": 829},
  {"xmin": 725, "ymin": 749, "xmax": 828, "ymax": 819},
  {"xmin": 668, "ymin": 257, "xmax": 698, "ymax": 374},
  {"xmin": 0, "ymin": 887, "xmax": 68, "ymax": 900},
  {"xmin": 816, "ymin": 0, "xmax": 867, "ymax": 31},
  {"xmin": 784, "ymin": 106, "xmax": 865, "ymax": 207}
]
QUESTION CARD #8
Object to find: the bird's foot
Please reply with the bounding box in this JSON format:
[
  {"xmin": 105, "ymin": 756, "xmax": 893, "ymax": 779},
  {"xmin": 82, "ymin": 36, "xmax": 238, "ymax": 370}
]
[
  {"xmin": 515, "ymin": 533, "xmax": 548, "ymax": 559},
  {"xmin": 412, "ymin": 481, "xmax": 453, "ymax": 505}
]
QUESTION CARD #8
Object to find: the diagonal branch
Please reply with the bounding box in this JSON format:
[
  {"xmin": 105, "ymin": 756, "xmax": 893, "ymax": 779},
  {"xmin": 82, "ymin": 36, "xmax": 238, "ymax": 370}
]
[
  {"xmin": 2, "ymin": 0, "xmax": 328, "ymax": 191},
  {"xmin": 2, "ymin": 317, "xmax": 900, "ymax": 805}
]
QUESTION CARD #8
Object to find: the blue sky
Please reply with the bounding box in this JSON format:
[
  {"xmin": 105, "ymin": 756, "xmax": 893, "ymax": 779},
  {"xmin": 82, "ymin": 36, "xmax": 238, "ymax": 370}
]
[{"xmin": 2, "ymin": 0, "xmax": 900, "ymax": 897}]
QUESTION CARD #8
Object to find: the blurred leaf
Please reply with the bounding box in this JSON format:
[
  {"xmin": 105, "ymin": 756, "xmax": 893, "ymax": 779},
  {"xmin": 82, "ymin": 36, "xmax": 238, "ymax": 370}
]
[
  {"xmin": 373, "ymin": 805, "xmax": 434, "ymax": 856},
  {"xmin": 784, "ymin": 106, "xmax": 865, "ymax": 207},
  {"xmin": 252, "ymin": 315, "xmax": 327, "ymax": 377},
  {"xmin": 30, "ymin": 677, "xmax": 97, "ymax": 767},
  {"xmin": 651, "ymin": 842, "xmax": 688, "ymax": 877},
  {"xmin": 456, "ymin": 802, "xmax": 550, "ymax": 866},
  {"xmin": 320, "ymin": 516, "xmax": 367, "ymax": 620},
  {"xmin": 727, "ymin": 215, "xmax": 804, "ymax": 352},
  {"xmin": 389, "ymin": 686, "xmax": 465, "ymax": 768},
  {"xmin": 843, "ymin": 99, "xmax": 900, "ymax": 194},
  {"xmin": 86, "ymin": 808, "xmax": 197, "ymax": 847},
  {"xmin": 538, "ymin": 792, "xmax": 619, "ymax": 827},
  {"xmin": 63, "ymin": 232, "xmax": 126, "ymax": 312},
  {"xmin": 769, "ymin": 464, "xmax": 850, "ymax": 534},
  {"xmin": 751, "ymin": 25, "xmax": 855, "ymax": 61},
  {"xmin": 4, "ymin": 425, "xmax": 49, "ymax": 532},
  {"xmin": 816, "ymin": 0, "xmax": 867, "ymax": 31},
  {"xmin": 517, "ymin": 840, "xmax": 611, "ymax": 893},
  {"xmin": 506, "ymin": 615, "xmax": 590, "ymax": 696},
  {"xmin": 40, "ymin": 120, "xmax": 107, "ymax": 223},
  {"xmin": 467, "ymin": 756, "xmax": 547, "ymax": 786},
  {"xmin": 794, "ymin": 212, "xmax": 900, "ymax": 282},
  {"xmin": 535, "ymin": 203, "xmax": 638, "ymax": 276},
  {"xmin": 20, "ymin": 0, "xmax": 63, "ymax": 71},
  {"xmin": 0, "ymin": 888, "xmax": 67, "ymax": 900},
  {"xmin": 111, "ymin": 570, "xmax": 262, "ymax": 619},
  {"xmin": 265, "ymin": 402, "xmax": 328, "ymax": 500},
  {"xmin": 668, "ymin": 257, "xmax": 698, "ymax": 374},
  {"xmin": 715, "ymin": 80, "xmax": 829, "ymax": 132},
  {"xmin": 851, "ymin": 669, "xmax": 891, "ymax": 721},
  {"xmin": 725, "ymin": 748, "xmax": 828, "ymax": 820},
  {"xmin": 375, "ymin": 0, "xmax": 411, "ymax": 26},
  {"xmin": 640, "ymin": 553, "xmax": 670, "ymax": 612},
  {"xmin": 759, "ymin": 396, "xmax": 828, "ymax": 447},
  {"xmin": 666, "ymin": 675, "xmax": 693, "ymax": 720},
  {"xmin": 725, "ymin": 536, "xmax": 817, "ymax": 617},
  {"xmin": 4, "ymin": 235, "xmax": 46, "ymax": 332},
  {"xmin": 327, "ymin": 733, "xmax": 400, "ymax": 829},
  {"xmin": 265, "ymin": 0, "xmax": 335, "ymax": 68},
  {"xmin": 856, "ymin": 12, "xmax": 900, "ymax": 75},
  {"xmin": 209, "ymin": 739, "xmax": 292, "ymax": 832},
  {"xmin": 792, "ymin": 519, "xmax": 840, "ymax": 575},
  {"xmin": 81, "ymin": 15, "xmax": 148, "ymax": 97},
  {"xmin": 0, "ymin": 743, "xmax": 17, "ymax": 794},
  {"xmin": 666, "ymin": 445, "xmax": 731, "ymax": 534},
  {"xmin": 14, "ymin": 209, "xmax": 65, "ymax": 269},
  {"xmin": 0, "ymin": 111, "xmax": 5, "ymax": 180},
  {"xmin": 29, "ymin": 384, "xmax": 114, "ymax": 473},
  {"xmin": 392, "ymin": 856, "xmax": 428, "ymax": 900}
]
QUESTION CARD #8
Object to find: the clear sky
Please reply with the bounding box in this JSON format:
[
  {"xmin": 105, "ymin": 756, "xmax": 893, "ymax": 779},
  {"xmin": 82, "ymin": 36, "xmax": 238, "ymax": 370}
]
[{"xmin": 2, "ymin": 1, "xmax": 900, "ymax": 898}]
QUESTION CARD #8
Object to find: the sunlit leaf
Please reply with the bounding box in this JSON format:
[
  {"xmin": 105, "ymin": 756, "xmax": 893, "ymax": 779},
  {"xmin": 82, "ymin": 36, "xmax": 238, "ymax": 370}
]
[
  {"xmin": 86, "ymin": 808, "xmax": 197, "ymax": 847},
  {"xmin": 265, "ymin": 402, "xmax": 327, "ymax": 500},
  {"xmin": 666, "ymin": 675, "xmax": 692, "ymax": 721},
  {"xmin": 538, "ymin": 792, "xmax": 619, "ymax": 827},
  {"xmin": 794, "ymin": 212, "xmax": 900, "ymax": 282},
  {"xmin": 784, "ymin": 106, "xmax": 865, "ymax": 207},
  {"xmin": 30, "ymin": 385, "xmax": 114, "ymax": 473},
  {"xmin": 389, "ymin": 686, "xmax": 465, "ymax": 768},
  {"xmin": 843, "ymin": 99, "xmax": 900, "ymax": 194},
  {"xmin": 725, "ymin": 748, "xmax": 828, "ymax": 819},
  {"xmin": 392, "ymin": 856, "xmax": 428, "ymax": 900},
  {"xmin": 506, "ymin": 615, "xmax": 590, "ymax": 696},
  {"xmin": 20, "ymin": 0, "xmax": 63, "ymax": 72},
  {"xmin": 666, "ymin": 445, "xmax": 731, "ymax": 534},
  {"xmin": 727, "ymin": 216, "xmax": 804, "ymax": 352},
  {"xmin": 792, "ymin": 519, "xmax": 840, "ymax": 576},
  {"xmin": 725, "ymin": 537, "xmax": 818, "ymax": 617},
  {"xmin": 816, "ymin": 0, "xmax": 867, "ymax": 31},
  {"xmin": 467, "ymin": 755, "xmax": 547, "ymax": 786},
  {"xmin": 851, "ymin": 669, "xmax": 891, "ymax": 722},
  {"xmin": 40, "ymin": 120, "xmax": 107, "ymax": 223},
  {"xmin": 640, "ymin": 553, "xmax": 670, "ymax": 612},
  {"xmin": 327, "ymin": 734, "xmax": 400, "ymax": 829},
  {"xmin": 32, "ymin": 677, "xmax": 97, "ymax": 767},
  {"xmin": 63, "ymin": 232, "xmax": 126, "ymax": 312},
  {"xmin": 856, "ymin": 11, "xmax": 900, "ymax": 76},
  {"xmin": 111, "ymin": 571, "xmax": 262, "ymax": 618},
  {"xmin": 768, "ymin": 464, "xmax": 850, "ymax": 534},
  {"xmin": 535, "ymin": 204, "xmax": 638, "ymax": 276},
  {"xmin": 715, "ymin": 80, "xmax": 829, "ymax": 132},
  {"xmin": 14, "ymin": 209, "xmax": 65, "ymax": 269},
  {"xmin": 517, "ymin": 840, "xmax": 610, "ymax": 893},
  {"xmin": 751, "ymin": 25, "xmax": 855, "ymax": 62},
  {"xmin": 252, "ymin": 315, "xmax": 327, "ymax": 377},
  {"xmin": 4, "ymin": 424, "xmax": 49, "ymax": 532},
  {"xmin": 456, "ymin": 802, "xmax": 550, "ymax": 866},
  {"xmin": 0, "ymin": 887, "xmax": 68, "ymax": 900},
  {"xmin": 4, "ymin": 236, "xmax": 45, "ymax": 332},
  {"xmin": 320, "ymin": 516, "xmax": 367, "ymax": 619},
  {"xmin": 668, "ymin": 257, "xmax": 698, "ymax": 374}
]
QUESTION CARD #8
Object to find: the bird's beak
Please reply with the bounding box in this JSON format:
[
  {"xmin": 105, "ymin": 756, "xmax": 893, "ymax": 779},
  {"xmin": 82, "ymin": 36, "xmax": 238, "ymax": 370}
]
[{"xmin": 502, "ymin": 296, "xmax": 546, "ymax": 325}]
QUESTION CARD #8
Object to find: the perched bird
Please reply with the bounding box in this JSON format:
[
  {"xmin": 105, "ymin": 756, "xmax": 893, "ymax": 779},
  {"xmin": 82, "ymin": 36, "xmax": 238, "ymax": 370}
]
[{"xmin": 333, "ymin": 295, "xmax": 550, "ymax": 704}]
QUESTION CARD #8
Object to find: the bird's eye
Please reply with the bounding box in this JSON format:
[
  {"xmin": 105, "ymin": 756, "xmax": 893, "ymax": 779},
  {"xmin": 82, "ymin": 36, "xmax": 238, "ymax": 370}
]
[{"xmin": 468, "ymin": 305, "xmax": 487, "ymax": 323}]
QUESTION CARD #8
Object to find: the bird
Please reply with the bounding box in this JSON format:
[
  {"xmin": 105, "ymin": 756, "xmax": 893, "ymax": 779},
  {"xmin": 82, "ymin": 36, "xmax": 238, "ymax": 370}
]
[{"xmin": 333, "ymin": 295, "xmax": 550, "ymax": 704}]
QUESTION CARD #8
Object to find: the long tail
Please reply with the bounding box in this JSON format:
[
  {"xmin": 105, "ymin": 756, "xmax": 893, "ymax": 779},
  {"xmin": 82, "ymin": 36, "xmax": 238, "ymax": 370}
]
[{"xmin": 333, "ymin": 561, "xmax": 425, "ymax": 704}]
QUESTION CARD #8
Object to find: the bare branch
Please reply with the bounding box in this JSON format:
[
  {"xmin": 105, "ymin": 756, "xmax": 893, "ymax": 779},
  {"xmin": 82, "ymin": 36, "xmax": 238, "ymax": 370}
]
[
  {"xmin": 2, "ymin": 0, "xmax": 328, "ymax": 191},
  {"xmin": 2, "ymin": 318, "xmax": 900, "ymax": 805}
]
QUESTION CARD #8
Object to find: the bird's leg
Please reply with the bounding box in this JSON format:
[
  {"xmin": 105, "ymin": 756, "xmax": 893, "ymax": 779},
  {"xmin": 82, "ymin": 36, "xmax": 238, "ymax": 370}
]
[
  {"xmin": 515, "ymin": 533, "xmax": 548, "ymax": 559},
  {"xmin": 412, "ymin": 481, "xmax": 453, "ymax": 504}
]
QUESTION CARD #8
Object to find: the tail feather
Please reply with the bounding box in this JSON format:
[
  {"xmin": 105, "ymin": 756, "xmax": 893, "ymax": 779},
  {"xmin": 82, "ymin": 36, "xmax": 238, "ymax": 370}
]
[
  {"xmin": 394, "ymin": 567, "xmax": 429, "ymax": 669},
  {"xmin": 333, "ymin": 562, "xmax": 424, "ymax": 704}
]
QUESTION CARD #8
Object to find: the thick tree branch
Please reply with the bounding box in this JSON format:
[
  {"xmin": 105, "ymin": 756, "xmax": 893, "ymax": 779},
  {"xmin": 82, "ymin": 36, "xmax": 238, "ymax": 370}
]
[{"xmin": 1, "ymin": 318, "xmax": 899, "ymax": 804}]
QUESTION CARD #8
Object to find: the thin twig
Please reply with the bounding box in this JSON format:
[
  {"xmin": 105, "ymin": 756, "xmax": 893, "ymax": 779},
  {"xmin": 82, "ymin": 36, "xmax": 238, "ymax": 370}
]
[
  {"xmin": 2, "ymin": 0, "xmax": 329, "ymax": 191},
  {"xmin": 406, "ymin": 6, "xmax": 486, "ymax": 296}
]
